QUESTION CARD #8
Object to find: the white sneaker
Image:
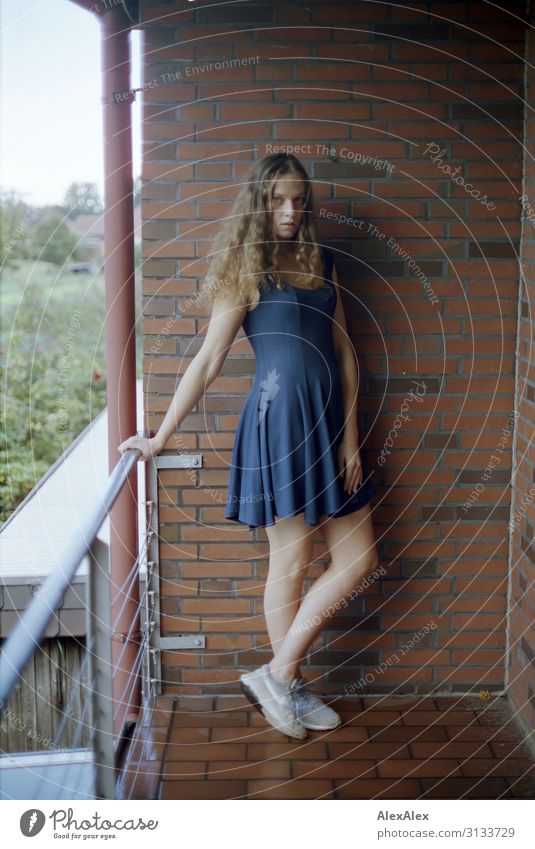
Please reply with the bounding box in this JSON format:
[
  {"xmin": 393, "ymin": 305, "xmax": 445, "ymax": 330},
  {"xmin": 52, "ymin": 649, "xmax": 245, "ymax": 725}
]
[
  {"xmin": 240, "ymin": 664, "xmax": 308, "ymax": 739},
  {"xmin": 291, "ymin": 677, "xmax": 342, "ymax": 730}
]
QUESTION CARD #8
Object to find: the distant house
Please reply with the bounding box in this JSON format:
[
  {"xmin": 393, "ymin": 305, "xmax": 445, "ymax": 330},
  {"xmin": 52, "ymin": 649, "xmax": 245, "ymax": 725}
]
[
  {"xmin": 66, "ymin": 213, "xmax": 105, "ymax": 262},
  {"xmin": 27, "ymin": 205, "xmax": 141, "ymax": 266},
  {"xmin": 66, "ymin": 206, "xmax": 141, "ymax": 263}
]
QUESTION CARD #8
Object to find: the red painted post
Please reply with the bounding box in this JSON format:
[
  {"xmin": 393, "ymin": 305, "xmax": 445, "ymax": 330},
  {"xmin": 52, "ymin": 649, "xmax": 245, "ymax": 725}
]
[{"xmin": 100, "ymin": 5, "xmax": 141, "ymax": 736}]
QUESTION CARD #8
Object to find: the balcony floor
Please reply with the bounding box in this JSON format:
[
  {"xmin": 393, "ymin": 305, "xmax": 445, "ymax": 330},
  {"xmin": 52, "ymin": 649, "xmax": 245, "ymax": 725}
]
[{"xmin": 120, "ymin": 693, "xmax": 535, "ymax": 800}]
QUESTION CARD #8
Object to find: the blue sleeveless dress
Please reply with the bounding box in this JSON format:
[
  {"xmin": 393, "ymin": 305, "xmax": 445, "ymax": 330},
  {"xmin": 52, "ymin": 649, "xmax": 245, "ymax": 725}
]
[{"xmin": 224, "ymin": 247, "xmax": 376, "ymax": 531}]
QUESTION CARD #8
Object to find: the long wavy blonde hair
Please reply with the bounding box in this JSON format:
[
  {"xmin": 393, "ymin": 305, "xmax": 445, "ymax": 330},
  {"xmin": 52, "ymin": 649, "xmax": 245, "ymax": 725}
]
[{"xmin": 199, "ymin": 153, "xmax": 327, "ymax": 312}]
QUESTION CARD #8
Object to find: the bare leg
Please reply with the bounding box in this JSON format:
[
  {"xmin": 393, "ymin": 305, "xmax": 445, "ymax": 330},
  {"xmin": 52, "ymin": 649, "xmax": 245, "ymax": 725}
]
[
  {"xmin": 268, "ymin": 503, "xmax": 379, "ymax": 685},
  {"xmin": 263, "ymin": 514, "xmax": 316, "ymax": 680}
]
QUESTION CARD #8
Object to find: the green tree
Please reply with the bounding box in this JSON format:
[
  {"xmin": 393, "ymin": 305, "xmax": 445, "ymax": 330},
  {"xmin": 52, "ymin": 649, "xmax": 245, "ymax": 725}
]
[
  {"xmin": 63, "ymin": 182, "xmax": 103, "ymax": 218},
  {"xmin": 1, "ymin": 277, "xmax": 107, "ymax": 521},
  {"xmin": 31, "ymin": 214, "xmax": 80, "ymax": 266},
  {"xmin": 0, "ymin": 192, "xmax": 34, "ymax": 268}
]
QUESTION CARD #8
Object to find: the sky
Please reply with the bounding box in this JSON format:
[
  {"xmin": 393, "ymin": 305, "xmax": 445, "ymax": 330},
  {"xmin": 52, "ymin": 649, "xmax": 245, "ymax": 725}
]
[{"xmin": 1, "ymin": 0, "xmax": 142, "ymax": 207}]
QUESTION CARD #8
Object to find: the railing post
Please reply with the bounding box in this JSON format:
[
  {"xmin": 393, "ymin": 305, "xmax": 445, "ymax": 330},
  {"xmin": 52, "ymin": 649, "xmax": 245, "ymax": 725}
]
[{"xmin": 87, "ymin": 537, "xmax": 115, "ymax": 800}]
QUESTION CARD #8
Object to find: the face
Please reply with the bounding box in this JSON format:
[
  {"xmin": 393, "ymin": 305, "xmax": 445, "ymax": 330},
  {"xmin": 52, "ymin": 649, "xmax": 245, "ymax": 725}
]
[{"xmin": 269, "ymin": 174, "xmax": 306, "ymax": 243}]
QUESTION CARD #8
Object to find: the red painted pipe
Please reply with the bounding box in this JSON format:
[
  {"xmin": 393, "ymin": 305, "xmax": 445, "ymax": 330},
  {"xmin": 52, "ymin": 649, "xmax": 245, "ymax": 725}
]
[{"xmin": 99, "ymin": 4, "xmax": 141, "ymax": 734}]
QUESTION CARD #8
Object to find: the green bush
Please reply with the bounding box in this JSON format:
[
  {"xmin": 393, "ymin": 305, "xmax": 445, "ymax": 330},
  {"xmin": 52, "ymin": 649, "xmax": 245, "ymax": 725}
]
[
  {"xmin": 1, "ymin": 253, "xmax": 143, "ymax": 523},
  {"xmin": 0, "ymin": 273, "xmax": 108, "ymax": 522},
  {"xmin": 31, "ymin": 214, "xmax": 81, "ymax": 266},
  {"xmin": 0, "ymin": 195, "xmax": 34, "ymax": 267}
]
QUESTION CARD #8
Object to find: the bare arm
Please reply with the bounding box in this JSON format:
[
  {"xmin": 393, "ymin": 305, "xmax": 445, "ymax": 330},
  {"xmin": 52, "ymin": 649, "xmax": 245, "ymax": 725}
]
[
  {"xmin": 118, "ymin": 294, "xmax": 249, "ymax": 459},
  {"xmin": 331, "ymin": 262, "xmax": 359, "ymax": 443}
]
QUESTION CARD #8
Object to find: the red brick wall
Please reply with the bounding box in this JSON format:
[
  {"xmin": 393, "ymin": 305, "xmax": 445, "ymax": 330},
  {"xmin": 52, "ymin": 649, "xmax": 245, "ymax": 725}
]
[
  {"xmin": 508, "ymin": 8, "xmax": 535, "ymax": 736},
  {"xmin": 139, "ymin": 0, "xmax": 525, "ymax": 696}
]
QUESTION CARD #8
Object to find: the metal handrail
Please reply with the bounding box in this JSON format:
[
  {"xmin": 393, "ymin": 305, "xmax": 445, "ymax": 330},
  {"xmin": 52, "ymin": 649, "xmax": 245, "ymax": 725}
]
[
  {"xmin": 0, "ymin": 447, "xmax": 140, "ymax": 710},
  {"xmin": 0, "ymin": 446, "xmax": 147, "ymax": 799}
]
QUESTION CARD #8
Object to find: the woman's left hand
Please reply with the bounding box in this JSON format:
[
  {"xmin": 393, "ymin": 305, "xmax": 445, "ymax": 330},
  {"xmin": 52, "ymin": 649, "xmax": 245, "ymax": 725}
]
[{"xmin": 338, "ymin": 435, "xmax": 363, "ymax": 494}]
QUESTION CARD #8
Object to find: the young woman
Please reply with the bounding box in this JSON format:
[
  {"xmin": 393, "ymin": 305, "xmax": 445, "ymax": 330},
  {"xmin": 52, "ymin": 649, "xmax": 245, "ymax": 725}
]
[{"xmin": 118, "ymin": 153, "xmax": 380, "ymax": 740}]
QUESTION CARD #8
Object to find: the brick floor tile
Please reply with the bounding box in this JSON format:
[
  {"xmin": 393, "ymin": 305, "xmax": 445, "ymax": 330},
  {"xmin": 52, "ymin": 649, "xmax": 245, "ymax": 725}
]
[
  {"xmin": 247, "ymin": 779, "xmax": 335, "ymax": 799},
  {"xmin": 169, "ymin": 726, "xmax": 211, "ymax": 744},
  {"xmin": 446, "ymin": 725, "xmax": 515, "ymax": 742},
  {"xmin": 249, "ymin": 710, "xmax": 289, "ymax": 728},
  {"xmin": 122, "ymin": 758, "xmax": 161, "ymax": 773},
  {"xmin": 420, "ymin": 776, "xmax": 510, "ymax": 799},
  {"xmin": 172, "ymin": 696, "xmax": 215, "ymax": 712},
  {"xmin": 151, "ymin": 695, "xmax": 535, "ymax": 800},
  {"xmin": 211, "ymin": 725, "xmax": 292, "ymax": 743},
  {"xmin": 368, "ymin": 725, "xmax": 448, "ymax": 743},
  {"xmin": 361, "ymin": 696, "xmax": 438, "ymax": 711},
  {"xmin": 165, "ymin": 742, "xmax": 246, "ymax": 761},
  {"xmin": 344, "ymin": 710, "xmax": 404, "ymax": 726},
  {"xmin": 126, "ymin": 738, "xmax": 166, "ymax": 762},
  {"xmin": 461, "ymin": 758, "xmax": 535, "ymax": 778},
  {"xmin": 307, "ymin": 725, "xmax": 368, "ymax": 743},
  {"xmin": 129, "ymin": 725, "xmax": 169, "ymax": 745},
  {"xmin": 411, "ymin": 740, "xmax": 494, "ymax": 759},
  {"xmin": 292, "ymin": 759, "xmax": 376, "ymax": 780},
  {"xmin": 162, "ymin": 760, "xmax": 207, "ymax": 779},
  {"xmin": 403, "ymin": 710, "xmax": 475, "ymax": 725},
  {"xmin": 172, "ymin": 710, "xmax": 248, "ymax": 727},
  {"xmin": 214, "ymin": 696, "xmax": 252, "ymax": 710},
  {"xmin": 119, "ymin": 701, "xmax": 175, "ymax": 799},
  {"xmin": 461, "ymin": 777, "xmax": 514, "ymax": 798},
  {"xmin": 328, "ymin": 742, "xmax": 411, "ymax": 759},
  {"xmin": 333, "ymin": 778, "xmax": 422, "ymax": 799},
  {"xmin": 490, "ymin": 740, "xmax": 535, "ymax": 758},
  {"xmin": 141, "ymin": 696, "xmax": 176, "ymax": 728},
  {"xmin": 328, "ymin": 698, "xmax": 364, "ymax": 711},
  {"xmin": 506, "ymin": 772, "xmax": 535, "ymax": 798},
  {"xmin": 207, "ymin": 760, "xmax": 291, "ymax": 780},
  {"xmin": 477, "ymin": 709, "xmax": 517, "ymax": 727},
  {"xmin": 247, "ymin": 741, "xmax": 328, "ymax": 760},
  {"xmin": 435, "ymin": 696, "xmax": 506, "ymax": 712},
  {"xmin": 122, "ymin": 766, "xmax": 161, "ymax": 800},
  {"xmin": 160, "ymin": 780, "xmax": 247, "ymax": 799},
  {"xmin": 378, "ymin": 759, "xmax": 463, "ymax": 779}
]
